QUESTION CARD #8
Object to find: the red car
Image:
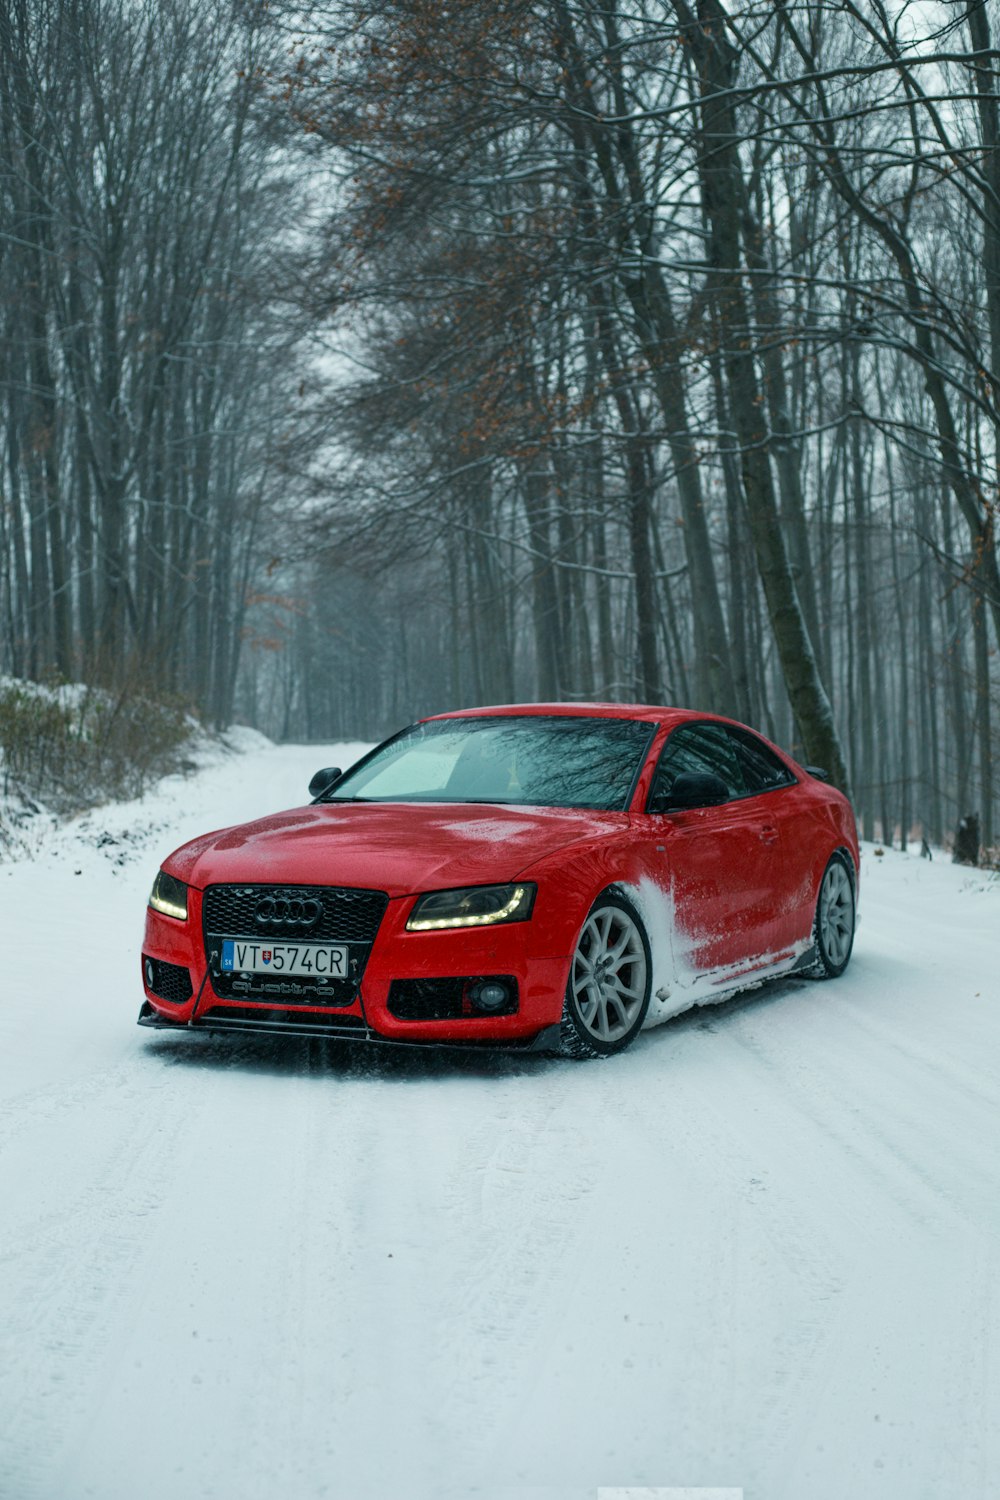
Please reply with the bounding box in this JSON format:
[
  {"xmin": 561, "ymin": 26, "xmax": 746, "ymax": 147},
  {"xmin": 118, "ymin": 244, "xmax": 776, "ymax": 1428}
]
[{"xmin": 138, "ymin": 704, "xmax": 859, "ymax": 1058}]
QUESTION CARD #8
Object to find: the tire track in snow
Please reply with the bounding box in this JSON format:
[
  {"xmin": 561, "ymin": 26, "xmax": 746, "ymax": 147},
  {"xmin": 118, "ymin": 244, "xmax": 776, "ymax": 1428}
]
[
  {"xmin": 724, "ymin": 987, "xmax": 1000, "ymax": 1233},
  {"xmin": 672, "ymin": 987, "xmax": 1000, "ymax": 1498},
  {"xmin": 426, "ymin": 1062, "xmax": 609, "ymax": 1482},
  {"xmin": 0, "ymin": 1046, "xmax": 210, "ymax": 1500}
]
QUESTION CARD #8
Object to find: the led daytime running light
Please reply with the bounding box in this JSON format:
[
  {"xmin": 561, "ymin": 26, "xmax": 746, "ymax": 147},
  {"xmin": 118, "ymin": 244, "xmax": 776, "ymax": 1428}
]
[
  {"xmin": 149, "ymin": 870, "xmax": 188, "ymax": 921},
  {"xmin": 407, "ymin": 884, "xmax": 531, "ymax": 931}
]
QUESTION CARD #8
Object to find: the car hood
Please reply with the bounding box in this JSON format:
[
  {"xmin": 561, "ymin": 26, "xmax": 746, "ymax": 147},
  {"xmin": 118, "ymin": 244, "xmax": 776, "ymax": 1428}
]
[{"xmin": 163, "ymin": 800, "xmax": 628, "ymax": 896}]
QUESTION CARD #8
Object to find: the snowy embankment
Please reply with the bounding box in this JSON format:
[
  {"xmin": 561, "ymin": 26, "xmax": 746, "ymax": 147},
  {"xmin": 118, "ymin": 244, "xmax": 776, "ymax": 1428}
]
[
  {"xmin": 0, "ymin": 674, "xmax": 198, "ymax": 853},
  {"xmin": 1, "ymin": 736, "xmax": 998, "ymax": 1500}
]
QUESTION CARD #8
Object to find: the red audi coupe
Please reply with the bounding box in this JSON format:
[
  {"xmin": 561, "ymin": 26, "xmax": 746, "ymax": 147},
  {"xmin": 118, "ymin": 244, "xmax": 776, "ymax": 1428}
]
[{"xmin": 138, "ymin": 704, "xmax": 859, "ymax": 1058}]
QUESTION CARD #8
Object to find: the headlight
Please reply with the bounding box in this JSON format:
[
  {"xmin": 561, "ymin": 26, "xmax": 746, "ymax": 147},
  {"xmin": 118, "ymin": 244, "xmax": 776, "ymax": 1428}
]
[
  {"xmin": 406, "ymin": 883, "xmax": 536, "ymax": 932},
  {"xmin": 149, "ymin": 869, "xmax": 188, "ymax": 921}
]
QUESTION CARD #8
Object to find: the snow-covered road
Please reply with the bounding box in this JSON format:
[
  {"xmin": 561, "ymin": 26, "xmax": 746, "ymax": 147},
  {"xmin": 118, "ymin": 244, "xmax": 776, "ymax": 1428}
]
[{"xmin": 1, "ymin": 737, "xmax": 998, "ymax": 1500}]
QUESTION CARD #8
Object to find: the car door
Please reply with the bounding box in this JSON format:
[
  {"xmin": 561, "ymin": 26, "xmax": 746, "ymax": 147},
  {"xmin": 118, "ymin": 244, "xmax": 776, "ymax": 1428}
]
[
  {"xmin": 724, "ymin": 724, "xmax": 815, "ymax": 953},
  {"xmin": 645, "ymin": 723, "xmax": 781, "ymax": 984}
]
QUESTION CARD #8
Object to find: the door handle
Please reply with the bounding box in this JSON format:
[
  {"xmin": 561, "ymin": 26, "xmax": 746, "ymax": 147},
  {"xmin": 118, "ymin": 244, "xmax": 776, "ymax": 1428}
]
[{"xmin": 759, "ymin": 825, "xmax": 779, "ymax": 845}]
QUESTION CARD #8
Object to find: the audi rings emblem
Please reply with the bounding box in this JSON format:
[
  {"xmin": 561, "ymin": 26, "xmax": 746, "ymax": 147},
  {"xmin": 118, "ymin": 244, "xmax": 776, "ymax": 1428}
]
[{"xmin": 254, "ymin": 895, "xmax": 322, "ymax": 928}]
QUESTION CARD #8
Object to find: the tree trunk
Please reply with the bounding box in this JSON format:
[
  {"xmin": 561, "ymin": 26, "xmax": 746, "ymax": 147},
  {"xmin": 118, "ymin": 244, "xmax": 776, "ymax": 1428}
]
[{"xmin": 678, "ymin": 0, "xmax": 851, "ymax": 791}]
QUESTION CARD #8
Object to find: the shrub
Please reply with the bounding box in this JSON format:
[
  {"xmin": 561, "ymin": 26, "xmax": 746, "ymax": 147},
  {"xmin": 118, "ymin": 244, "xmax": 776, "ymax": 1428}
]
[{"xmin": 0, "ymin": 676, "xmax": 195, "ymax": 821}]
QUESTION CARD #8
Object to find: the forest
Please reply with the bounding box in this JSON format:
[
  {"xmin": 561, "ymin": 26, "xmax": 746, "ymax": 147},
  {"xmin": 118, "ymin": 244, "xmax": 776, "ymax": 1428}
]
[{"xmin": 2, "ymin": 0, "xmax": 998, "ymax": 856}]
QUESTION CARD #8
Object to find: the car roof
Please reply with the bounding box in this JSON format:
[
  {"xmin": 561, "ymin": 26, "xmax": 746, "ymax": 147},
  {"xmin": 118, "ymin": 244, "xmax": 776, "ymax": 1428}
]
[
  {"xmin": 426, "ymin": 702, "xmax": 741, "ymax": 729},
  {"xmin": 421, "ymin": 703, "xmax": 809, "ymax": 781}
]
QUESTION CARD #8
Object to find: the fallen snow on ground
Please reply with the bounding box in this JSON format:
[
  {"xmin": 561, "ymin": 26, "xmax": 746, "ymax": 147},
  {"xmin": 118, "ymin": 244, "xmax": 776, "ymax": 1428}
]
[{"xmin": 0, "ymin": 739, "xmax": 998, "ymax": 1500}]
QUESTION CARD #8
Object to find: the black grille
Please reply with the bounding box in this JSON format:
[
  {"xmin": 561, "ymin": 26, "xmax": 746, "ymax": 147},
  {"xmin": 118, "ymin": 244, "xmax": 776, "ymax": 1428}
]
[
  {"xmin": 203, "ymin": 883, "xmax": 388, "ymax": 1003},
  {"xmin": 388, "ymin": 976, "xmax": 518, "ymax": 1021},
  {"xmin": 143, "ymin": 955, "xmax": 193, "ymax": 1005},
  {"xmin": 203, "ymin": 884, "xmax": 387, "ymax": 944}
]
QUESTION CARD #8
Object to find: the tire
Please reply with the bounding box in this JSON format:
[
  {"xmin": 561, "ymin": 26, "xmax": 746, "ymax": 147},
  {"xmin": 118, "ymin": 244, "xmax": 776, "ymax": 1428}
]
[
  {"xmin": 808, "ymin": 853, "xmax": 856, "ymax": 979},
  {"xmin": 560, "ymin": 891, "xmax": 652, "ymax": 1059}
]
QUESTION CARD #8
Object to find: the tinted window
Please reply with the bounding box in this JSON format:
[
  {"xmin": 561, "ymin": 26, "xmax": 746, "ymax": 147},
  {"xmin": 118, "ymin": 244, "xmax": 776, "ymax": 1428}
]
[
  {"xmin": 726, "ymin": 727, "xmax": 795, "ymax": 794},
  {"xmin": 650, "ymin": 723, "xmax": 744, "ymax": 806},
  {"xmin": 324, "ymin": 715, "xmax": 657, "ymax": 810}
]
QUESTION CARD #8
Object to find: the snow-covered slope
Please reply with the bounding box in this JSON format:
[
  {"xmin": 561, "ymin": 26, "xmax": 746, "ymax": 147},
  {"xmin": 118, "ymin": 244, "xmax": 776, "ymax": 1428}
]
[{"xmin": 0, "ymin": 739, "xmax": 998, "ymax": 1500}]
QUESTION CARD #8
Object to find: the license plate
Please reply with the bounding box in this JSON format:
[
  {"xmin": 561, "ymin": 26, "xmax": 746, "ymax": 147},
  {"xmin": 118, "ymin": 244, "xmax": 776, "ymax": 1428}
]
[{"xmin": 220, "ymin": 940, "xmax": 349, "ymax": 978}]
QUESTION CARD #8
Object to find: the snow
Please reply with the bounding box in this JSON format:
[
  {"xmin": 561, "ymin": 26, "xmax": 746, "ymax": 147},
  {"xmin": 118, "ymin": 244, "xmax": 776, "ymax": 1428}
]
[
  {"xmin": 629, "ymin": 875, "xmax": 816, "ymax": 1031},
  {"xmin": 1, "ymin": 738, "xmax": 998, "ymax": 1500},
  {"xmin": 0, "ymin": 671, "xmax": 95, "ymax": 714}
]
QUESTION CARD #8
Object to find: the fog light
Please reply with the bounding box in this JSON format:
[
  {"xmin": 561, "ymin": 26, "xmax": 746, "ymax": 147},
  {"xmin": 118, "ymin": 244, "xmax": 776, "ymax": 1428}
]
[
  {"xmin": 468, "ymin": 979, "xmax": 511, "ymax": 1013},
  {"xmin": 144, "ymin": 958, "xmax": 156, "ymax": 988}
]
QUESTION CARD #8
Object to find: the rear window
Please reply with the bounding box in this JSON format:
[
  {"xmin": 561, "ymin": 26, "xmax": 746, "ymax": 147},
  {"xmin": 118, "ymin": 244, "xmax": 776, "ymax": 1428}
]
[{"xmin": 727, "ymin": 727, "xmax": 796, "ymax": 794}]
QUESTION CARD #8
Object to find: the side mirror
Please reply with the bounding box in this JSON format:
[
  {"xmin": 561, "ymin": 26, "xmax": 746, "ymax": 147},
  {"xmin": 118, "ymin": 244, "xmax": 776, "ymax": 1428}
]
[
  {"xmin": 657, "ymin": 770, "xmax": 729, "ymax": 812},
  {"xmin": 309, "ymin": 766, "xmax": 342, "ymax": 798}
]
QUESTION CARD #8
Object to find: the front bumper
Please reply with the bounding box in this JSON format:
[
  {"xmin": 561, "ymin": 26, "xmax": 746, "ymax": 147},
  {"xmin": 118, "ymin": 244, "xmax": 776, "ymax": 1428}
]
[{"xmin": 139, "ymin": 886, "xmax": 571, "ymax": 1050}]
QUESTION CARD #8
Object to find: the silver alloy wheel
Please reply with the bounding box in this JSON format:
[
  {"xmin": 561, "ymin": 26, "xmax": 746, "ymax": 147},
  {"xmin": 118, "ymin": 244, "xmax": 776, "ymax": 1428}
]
[
  {"xmin": 570, "ymin": 904, "xmax": 649, "ymax": 1045},
  {"xmin": 818, "ymin": 859, "xmax": 854, "ymax": 968}
]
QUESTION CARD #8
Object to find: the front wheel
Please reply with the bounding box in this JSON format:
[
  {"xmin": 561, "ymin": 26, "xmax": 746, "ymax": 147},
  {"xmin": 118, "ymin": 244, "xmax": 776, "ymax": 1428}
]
[
  {"xmin": 809, "ymin": 854, "xmax": 856, "ymax": 978},
  {"xmin": 560, "ymin": 892, "xmax": 652, "ymax": 1059}
]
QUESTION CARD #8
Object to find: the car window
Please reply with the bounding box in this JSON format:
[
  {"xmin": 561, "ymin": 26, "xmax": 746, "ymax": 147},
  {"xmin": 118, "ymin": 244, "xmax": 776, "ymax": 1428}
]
[
  {"xmin": 649, "ymin": 723, "xmax": 744, "ymax": 806},
  {"xmin": 324, "ymin": 715, "xmax": 657, "ymax": 810},
  {"xmin": 726, "ymin": 726, "xmax": 796, "ymax": 794}
]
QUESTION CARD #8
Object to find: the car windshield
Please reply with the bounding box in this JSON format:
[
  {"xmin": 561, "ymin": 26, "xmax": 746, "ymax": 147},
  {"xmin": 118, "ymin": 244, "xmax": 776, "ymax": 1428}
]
[{"xmin": 323, "ymin": 715, "xmax": 657, "ymax": 810}]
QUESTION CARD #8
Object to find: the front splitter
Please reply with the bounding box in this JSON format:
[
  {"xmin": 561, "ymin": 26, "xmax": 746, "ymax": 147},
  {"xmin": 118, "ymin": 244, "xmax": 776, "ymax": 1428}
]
[{"xmin": 136, "ymin": 1000, "xmax": 562, "ymax": 1053}]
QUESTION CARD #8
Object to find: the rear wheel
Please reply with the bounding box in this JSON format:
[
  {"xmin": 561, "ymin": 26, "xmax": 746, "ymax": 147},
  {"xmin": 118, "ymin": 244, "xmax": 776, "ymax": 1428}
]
[
  {"xmin": 561, "ymin": 893, "xmax": 651, "ymax": 1059},
  {"xmin": 809, "ymin": 854, "xmax": 856, "ymax": 978}
]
